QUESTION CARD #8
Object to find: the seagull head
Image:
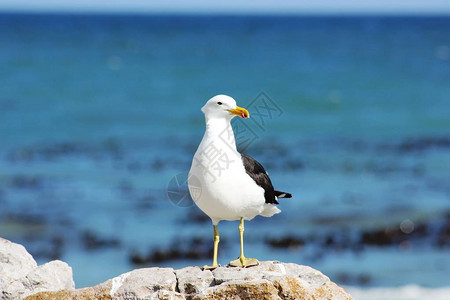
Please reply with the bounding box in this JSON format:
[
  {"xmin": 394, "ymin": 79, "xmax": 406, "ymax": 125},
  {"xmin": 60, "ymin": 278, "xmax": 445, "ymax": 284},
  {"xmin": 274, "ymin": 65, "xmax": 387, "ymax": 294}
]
[{"xmin": 201, "ymin": 95, "xmax": 250, "ymax": 120}]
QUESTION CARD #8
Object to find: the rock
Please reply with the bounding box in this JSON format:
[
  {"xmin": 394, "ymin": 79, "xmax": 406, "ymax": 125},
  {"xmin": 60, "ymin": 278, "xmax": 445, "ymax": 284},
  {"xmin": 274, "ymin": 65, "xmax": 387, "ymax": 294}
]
[
  {"xmin": 24, "ymin": 260, "xmax": 75, "ymax": 294},
  {"xmin": 0, "ymin": 237, "xmax": 37, "ymax": 290},
  {"xmin": 108, "ymin": 268, "xmax": 178, "ymax": 299},
  {"xmin": 175, "ymin": 266, "xmax": 214, "ymax": 295},
  {"xmin": 29, "ymin": 261, "xmax": 351, "ymax": 299},
  {"xmin": 193, "ymin": 279, "xmax": 279, "ymax": 300},
  {"xmin": 1, "ymin": 238, "xmax": 352, "ymax": 300},
  {"xmin": 27, "ymin": 267, "xmax": 184, "ymax": 300},
  {"xmin": 204, "ymin": 261, "xmax": 351, "ymax": 300},
  {"xmin": 0, "ymin": 238, "xmax": 75, "ymax": 299}
]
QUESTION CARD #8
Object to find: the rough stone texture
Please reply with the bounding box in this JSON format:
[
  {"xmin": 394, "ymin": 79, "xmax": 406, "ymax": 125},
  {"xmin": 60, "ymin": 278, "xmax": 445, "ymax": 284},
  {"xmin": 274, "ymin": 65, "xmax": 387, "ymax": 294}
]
[
  {"xmin": 25, "ymin": 261, "xmax": 74, "ymax": 293},
  {"xmin": 192, "ymin": 279, "xmax": 280, "ymax": 300},
  {"xmin": 29, "ymin": 261, "xmax": 351, "ymax": 300},
  {"xmin": 2, "ymin": 238, "xmax": 352, "ymax": 300},
  {"xmin": 175, "ymin": 266, "xmax": 214, "ymax": 296},
  {"xmin": 0, "ymin": 238, "xmax": 74, "ymax": 299},
  {"xmin": 24, "ymin": 262, "xmax": 353, "ymax": 300},
  {"xmin": 0, "ymin": 238, "xmax": 38, "ymax": 290},
  {"xmin": 108, "ymin": 268, "xmax": 179, "ymax": 299},
  {"xmin": 194, "ymin": 261, "xmax": 352, "ymax": 300},
  {"xmin": 26, "ymin": 268, "xmax": 184, "ymax": 300}
]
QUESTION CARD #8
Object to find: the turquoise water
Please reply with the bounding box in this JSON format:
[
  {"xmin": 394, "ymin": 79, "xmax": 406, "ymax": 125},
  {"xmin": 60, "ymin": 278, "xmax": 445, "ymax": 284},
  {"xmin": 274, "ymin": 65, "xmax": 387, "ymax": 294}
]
[{"xmin": 0, "ymin": 14, "xmax": 449, "ymax": 288}]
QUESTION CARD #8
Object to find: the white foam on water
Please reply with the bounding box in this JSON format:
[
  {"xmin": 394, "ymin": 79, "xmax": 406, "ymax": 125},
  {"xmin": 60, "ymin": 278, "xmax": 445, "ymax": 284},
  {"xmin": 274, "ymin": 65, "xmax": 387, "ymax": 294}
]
[{"xmin": 345, "ymin": 285, "xmax": 450, "ymax": 300}]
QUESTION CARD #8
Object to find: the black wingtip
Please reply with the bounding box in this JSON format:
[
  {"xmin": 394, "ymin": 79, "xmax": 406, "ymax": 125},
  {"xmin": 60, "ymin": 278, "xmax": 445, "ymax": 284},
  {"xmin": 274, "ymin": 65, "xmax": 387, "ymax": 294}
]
[{"xmin": 274, "ymin": 191, "xmax": 292, "ymax": 199}]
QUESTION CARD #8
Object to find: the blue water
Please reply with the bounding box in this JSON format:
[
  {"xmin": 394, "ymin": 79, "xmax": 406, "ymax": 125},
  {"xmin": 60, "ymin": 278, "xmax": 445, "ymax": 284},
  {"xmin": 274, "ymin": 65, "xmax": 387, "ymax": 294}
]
[{"xmin": 0, "ymin": 14, "xmax": 449, "ymax": 288}]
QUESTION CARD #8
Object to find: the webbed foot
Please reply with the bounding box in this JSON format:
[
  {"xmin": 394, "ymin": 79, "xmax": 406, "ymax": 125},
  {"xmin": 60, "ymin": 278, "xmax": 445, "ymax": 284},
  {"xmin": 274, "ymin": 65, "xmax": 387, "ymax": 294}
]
[
  {"xmin": 202, "ymin": 264, "xmax": 219, "ymax": 270},
  {"xmin": 229, "ymin": 257, "xmax": 259, "ymax": 268}
]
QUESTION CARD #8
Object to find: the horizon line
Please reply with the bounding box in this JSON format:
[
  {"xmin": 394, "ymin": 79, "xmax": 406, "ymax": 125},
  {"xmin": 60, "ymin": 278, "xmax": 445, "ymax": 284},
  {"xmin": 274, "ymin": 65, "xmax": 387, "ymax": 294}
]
[{"xmin": 1, "ymin": 8, "xmax": 450, "ymax": 17}]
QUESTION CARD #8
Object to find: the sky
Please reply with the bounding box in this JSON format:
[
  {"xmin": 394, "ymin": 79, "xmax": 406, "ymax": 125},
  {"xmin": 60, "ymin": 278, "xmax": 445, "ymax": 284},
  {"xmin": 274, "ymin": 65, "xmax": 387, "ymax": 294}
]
[{"xmin": 1, "ymin": 0, "xmax": 450, "ymax": 14}]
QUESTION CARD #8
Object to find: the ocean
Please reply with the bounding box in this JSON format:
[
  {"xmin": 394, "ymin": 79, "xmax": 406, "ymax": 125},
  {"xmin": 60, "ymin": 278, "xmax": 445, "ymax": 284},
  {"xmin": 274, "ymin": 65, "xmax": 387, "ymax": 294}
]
[{"xmin": 0, "ymin": 13, "xmax": 449, "ymax": 295}]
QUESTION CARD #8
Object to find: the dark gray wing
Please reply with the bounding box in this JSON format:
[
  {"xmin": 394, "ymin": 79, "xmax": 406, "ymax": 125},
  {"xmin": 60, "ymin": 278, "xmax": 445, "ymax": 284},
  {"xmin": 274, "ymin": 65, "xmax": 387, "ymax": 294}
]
[{"xmin": 240, "ymin": 153, "xmax": 279, "ymax": 204}]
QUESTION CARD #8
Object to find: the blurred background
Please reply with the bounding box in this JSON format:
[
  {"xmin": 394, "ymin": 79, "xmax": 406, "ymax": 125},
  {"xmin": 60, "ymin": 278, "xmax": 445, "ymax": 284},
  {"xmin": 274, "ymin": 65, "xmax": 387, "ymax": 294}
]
[{"xmin": 0, "ymin": 1, "xmax": 449, "ymax": 298}]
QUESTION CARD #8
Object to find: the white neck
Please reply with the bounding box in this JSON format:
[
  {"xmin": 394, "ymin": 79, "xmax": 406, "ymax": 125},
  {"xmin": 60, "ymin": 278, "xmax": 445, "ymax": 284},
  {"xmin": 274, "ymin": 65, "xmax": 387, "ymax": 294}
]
[{"xmin": 204, "ymin": 116, "xmax": 237, "ymax": 152}]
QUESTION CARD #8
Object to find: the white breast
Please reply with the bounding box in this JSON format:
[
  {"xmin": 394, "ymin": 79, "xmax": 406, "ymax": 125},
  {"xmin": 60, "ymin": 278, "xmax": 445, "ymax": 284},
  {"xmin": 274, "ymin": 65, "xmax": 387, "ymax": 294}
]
[{"xmin": 188, "ymin": 122, "xmax": 266, "ymax": 224}]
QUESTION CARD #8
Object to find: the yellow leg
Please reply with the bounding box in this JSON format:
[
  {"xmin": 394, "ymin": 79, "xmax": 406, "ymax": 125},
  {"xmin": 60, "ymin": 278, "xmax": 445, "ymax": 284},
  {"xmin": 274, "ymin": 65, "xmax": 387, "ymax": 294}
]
[
  {"xmin": 229, "ymin": 218, "xmax": 259, "ymax": 267},
  {"xmin": 203, "ymin": 225, "xmax": 220, "ymax": 270}
]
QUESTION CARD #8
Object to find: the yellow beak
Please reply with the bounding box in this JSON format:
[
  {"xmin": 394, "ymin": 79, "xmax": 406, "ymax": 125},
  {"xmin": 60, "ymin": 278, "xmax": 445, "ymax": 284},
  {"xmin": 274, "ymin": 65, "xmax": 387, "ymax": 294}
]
[{"xmin": 227, "ymin": 106, "xmax": 250, "ymax": 119}]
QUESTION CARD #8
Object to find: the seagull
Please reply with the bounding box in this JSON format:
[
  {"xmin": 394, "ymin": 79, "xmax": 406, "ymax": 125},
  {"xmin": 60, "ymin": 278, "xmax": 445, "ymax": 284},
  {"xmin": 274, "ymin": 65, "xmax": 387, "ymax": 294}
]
[{"xmin": 188, "ymin": 95, "xmax": 292, "ymax": 269}]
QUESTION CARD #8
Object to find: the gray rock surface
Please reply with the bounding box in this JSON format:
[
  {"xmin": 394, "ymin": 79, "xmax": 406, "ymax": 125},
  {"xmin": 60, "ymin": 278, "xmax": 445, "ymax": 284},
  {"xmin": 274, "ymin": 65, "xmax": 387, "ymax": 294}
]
[
  {"xmin": 0, "ymin": 238, "xmax": 75, "ymax": 299},
  {"xmin": 28, "ymin": 262, "xmax": 352, "ymax": 300},
  {"xmin": 1, "ymin": 238, "xmax": 353, "ymax": 300},
  {"xmin": 175, "ymin": 266, "xmax": 214, "ymax": 296},
  {"xmin": 0, "ymin": 237, "xmax": 37, "ymax": 290},
  {"xmin": 24, "ymin": 260, "xmax": 75, "ymax": 294},
  {"xmin": 108, "ymin": 267, "xmax": 179, "ymax": 299}
]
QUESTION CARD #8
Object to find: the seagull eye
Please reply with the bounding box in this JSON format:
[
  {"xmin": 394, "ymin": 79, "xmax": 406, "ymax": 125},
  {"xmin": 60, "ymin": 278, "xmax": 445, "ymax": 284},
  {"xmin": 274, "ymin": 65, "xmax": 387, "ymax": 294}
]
[{"xmin": 217, "ymin": 102, "xmax": 222, "ymax": 105}]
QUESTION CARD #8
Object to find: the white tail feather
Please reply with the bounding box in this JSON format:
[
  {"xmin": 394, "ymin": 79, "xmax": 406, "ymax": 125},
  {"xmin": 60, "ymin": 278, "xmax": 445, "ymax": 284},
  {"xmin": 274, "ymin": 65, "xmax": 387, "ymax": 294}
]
[{"xmin": 259, "ymin": 204, "xmax": 281, "ymax": 217}]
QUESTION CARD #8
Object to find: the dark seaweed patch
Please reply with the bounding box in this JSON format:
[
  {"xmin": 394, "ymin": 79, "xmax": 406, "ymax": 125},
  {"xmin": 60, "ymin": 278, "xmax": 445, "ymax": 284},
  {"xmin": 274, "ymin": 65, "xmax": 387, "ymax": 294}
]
[
  {"xmin": 81, "ymin": 230, "xmax": 121, "ymax": 250},
  {"xmin": 129, "ymin": 236, "xmax": 224, "ymax": 265}
]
